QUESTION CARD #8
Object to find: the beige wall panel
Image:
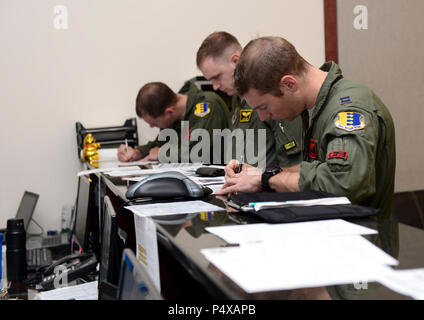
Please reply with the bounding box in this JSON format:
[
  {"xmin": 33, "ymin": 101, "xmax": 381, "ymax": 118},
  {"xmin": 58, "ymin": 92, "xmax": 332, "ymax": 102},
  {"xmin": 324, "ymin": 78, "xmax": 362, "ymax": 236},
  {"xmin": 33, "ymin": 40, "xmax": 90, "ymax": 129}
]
[{"xmin": 337, "ymin": 0, "xmax": 424, "ymax": 192}]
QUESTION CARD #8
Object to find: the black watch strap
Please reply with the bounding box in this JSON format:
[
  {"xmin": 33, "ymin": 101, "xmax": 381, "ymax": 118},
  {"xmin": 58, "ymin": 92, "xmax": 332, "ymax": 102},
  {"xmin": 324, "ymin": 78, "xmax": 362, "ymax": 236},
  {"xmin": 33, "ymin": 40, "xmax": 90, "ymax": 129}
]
[{"xmin": 261, "ymin": 166, "xmax": 282, "ymax": 192}]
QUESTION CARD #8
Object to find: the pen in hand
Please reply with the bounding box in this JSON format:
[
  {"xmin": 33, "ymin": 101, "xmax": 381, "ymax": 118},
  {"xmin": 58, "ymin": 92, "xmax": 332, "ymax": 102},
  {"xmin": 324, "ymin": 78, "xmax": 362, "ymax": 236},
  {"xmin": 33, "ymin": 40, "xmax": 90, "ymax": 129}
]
[
  {"xmin": 237, "ymin": 155, "xmax": 244, "ymax": 174},
  {"xmin": 125, "ymin": 138, "xmax": 129, "ymax": 154}
]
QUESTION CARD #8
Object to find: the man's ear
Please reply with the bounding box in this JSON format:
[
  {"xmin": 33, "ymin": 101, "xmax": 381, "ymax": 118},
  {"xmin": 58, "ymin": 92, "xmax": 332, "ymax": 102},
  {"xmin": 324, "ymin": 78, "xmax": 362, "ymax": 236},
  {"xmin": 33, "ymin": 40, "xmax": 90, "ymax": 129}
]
[
  {"xmin": 164, "ymin": 105, "xmax": 176, "ymax": 116},
  {"xmin": 230, "ymin": 53, "xmax": 239, "ymax": 65},
  {"xmin": 280, "ymin": 75, "xmax": 298, "ymax": 94}
]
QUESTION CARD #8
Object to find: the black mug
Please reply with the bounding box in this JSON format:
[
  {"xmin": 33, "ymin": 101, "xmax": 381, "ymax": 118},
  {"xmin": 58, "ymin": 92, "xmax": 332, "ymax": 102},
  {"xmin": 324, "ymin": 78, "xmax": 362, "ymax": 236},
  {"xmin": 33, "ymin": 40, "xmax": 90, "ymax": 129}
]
[{"xmin": 6, "ymin": 218, "xmax": 27, "ymax": 281}]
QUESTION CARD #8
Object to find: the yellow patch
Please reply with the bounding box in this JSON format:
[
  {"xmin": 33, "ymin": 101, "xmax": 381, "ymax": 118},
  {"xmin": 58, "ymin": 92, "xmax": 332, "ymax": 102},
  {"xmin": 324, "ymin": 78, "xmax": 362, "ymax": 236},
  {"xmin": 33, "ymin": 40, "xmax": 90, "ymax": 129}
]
[
  {"xmin": 334, "ymin": 112, "xmax": 366, "ymax": 132},
  {"xmin": 194, "ymin": 102, "xmax": 211, "ymax": 117},
  {"xmin": 284, "ymin": 141, "xmax": 296, "ymax": 150},
  {"xmin": 240, "ymin": 109, "xmax": 252, "ymax": 122}
]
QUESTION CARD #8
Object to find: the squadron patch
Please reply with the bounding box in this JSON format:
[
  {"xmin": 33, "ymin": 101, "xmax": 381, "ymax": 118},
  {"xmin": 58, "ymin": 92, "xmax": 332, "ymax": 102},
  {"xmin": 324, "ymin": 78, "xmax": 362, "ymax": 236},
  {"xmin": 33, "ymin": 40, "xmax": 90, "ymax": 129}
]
[
  {"xmin": 194, "ymin": 102, "xmax": 211, "ymax": 118},
  {"xmin": 240, "ymin": 109, "xmax": 252, "ymax": 122},
  {"xmin": 334, "ymin": 112, "xmax": 366, "ymax": 132}
]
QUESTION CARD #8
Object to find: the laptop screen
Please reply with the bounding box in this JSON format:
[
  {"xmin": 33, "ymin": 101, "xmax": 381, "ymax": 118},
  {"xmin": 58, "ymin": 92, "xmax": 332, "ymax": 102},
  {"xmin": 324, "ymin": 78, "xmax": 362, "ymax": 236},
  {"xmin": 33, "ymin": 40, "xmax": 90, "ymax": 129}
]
[{"xmin": 15, "ymin": 191, "xmax": 39, "ymax": 231}]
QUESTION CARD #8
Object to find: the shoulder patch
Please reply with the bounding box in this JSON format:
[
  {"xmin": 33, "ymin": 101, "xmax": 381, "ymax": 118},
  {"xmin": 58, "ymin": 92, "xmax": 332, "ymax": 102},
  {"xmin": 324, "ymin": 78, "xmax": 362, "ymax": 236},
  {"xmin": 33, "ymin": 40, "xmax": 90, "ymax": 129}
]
[
  {"xmin": 239, "ymin": 109, "xmax": 252, "ymax": 122},
  {"xmin": 334, "ymin": 111, "xmax": 366, "ymax": 132},
  {"xmin": 194, "ymin": 102, "xmax": 211, "ymax": 118}
]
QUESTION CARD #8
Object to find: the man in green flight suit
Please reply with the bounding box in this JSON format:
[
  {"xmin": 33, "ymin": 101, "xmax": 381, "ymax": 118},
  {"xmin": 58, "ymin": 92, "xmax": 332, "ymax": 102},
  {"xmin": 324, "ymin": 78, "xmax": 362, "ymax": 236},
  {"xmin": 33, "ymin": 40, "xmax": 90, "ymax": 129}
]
[
  {"xmin": 217, "ymin": 36, "xmax": 396, "ymax": 219},
  {"xmin": 196, "ymin": 31, "xmax": 302, "ymax": 168},
  {"xmin": 118, "ymin": 81, "xmax": 230, "ymax": 164}
]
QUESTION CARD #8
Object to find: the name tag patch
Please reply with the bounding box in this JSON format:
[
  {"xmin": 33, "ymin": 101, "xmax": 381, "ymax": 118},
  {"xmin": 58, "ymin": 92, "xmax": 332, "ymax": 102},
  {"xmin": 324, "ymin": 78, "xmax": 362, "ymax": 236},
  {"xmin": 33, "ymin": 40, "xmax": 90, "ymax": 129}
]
[
  {"xmin": 194, "ymin": 102, "xmax": 211, "ymax": 118},
  {"xmin": 284, "ymin": 141, "xmax": 296, "ymax": 151},
  {"xmin": 334, "ymin": 112, "xmax": 366, "ymax": 132},
  {"xmin": 239, "ymin": 109, "xmax": 252, "ymax": 122},
  {"xmin": 328, "ymin": 151, "xmax": 348, "ymax": 160}
]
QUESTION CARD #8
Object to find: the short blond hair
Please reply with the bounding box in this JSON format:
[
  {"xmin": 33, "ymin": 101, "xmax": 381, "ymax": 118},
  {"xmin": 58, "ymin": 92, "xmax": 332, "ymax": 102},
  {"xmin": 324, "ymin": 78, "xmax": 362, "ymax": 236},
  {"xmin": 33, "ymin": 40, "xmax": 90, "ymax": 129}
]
[{"xmin": 196, "ymin": 31, "xmax": 242, "ymax": 67}]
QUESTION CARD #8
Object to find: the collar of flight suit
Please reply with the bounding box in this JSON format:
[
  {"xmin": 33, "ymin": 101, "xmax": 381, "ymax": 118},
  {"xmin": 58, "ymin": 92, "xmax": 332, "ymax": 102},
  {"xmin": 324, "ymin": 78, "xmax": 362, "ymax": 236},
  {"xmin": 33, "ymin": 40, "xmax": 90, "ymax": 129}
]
[{"xmin": 310, "ymin": 61, "xmax": 344, "ymax": 121}]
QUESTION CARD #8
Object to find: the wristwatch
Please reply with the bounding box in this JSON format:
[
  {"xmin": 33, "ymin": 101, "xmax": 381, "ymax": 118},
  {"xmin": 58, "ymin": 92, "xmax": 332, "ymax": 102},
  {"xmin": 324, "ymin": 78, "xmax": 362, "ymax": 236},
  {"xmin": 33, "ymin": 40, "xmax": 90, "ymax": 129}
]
[{"xmin": 261, "ymin": 166, "xmax": 282, "ymax": 192}]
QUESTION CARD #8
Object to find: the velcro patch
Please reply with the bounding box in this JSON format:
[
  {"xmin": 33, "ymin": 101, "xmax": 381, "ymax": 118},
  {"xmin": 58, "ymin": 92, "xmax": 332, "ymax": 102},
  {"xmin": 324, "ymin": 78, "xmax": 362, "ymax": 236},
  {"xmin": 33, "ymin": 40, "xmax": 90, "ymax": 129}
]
[
  {"xmin": 284, "ymin": 141, "xmax": 296, "ymax": 151},
  {"xmin": 328, "ymin": 151, "xmax": 348, "ymax": 160},
  {"xmin": 334, "ymin": 112, "xmax": 366, "ymax": 132},
  {"xmin": 240, "ymin": 109, "xmax": 252, "ymax": 122},
  {"xmin": 309, "ymin": 139, "xmax": 318, "ymax": 160},
  {"xmin": 194, "ymin": 102, "xmax": 211, "ymax": 117}
]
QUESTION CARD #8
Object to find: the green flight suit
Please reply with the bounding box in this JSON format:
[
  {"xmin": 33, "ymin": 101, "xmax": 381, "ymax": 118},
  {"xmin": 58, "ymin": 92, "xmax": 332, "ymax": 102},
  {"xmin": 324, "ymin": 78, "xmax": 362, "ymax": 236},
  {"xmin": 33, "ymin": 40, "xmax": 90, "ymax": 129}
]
[
  {"xmin": 298, "ymin": 62, "xmax": 396, "ymax": 218},
  {"xmin": 231, "ymin": 96, "xmax": 302, "ymax": 167},
  {"xmin": 136, "ymin": 82, "xmax": 230, "ymax": 164}
]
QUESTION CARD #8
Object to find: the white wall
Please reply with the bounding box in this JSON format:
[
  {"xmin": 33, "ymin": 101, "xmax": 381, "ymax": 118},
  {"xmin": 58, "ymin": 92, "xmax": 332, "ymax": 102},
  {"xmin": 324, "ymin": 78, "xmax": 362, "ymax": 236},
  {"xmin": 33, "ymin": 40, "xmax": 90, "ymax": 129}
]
[
  {"xmin": 0, "ymin": 0, "xmax": 325, "ymax": 231},
  {"xmin": 337, "ymin": 0, "xmax": 424, "ymax": 192}
]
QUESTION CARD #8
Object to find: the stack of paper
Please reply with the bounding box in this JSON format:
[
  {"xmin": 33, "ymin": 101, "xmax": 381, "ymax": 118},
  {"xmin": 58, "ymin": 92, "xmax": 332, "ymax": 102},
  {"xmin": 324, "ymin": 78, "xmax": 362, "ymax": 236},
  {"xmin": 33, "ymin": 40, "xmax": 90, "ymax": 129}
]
[{"xmin": 201, "ymin": 219, "xmax": 408, "ymax": 295}]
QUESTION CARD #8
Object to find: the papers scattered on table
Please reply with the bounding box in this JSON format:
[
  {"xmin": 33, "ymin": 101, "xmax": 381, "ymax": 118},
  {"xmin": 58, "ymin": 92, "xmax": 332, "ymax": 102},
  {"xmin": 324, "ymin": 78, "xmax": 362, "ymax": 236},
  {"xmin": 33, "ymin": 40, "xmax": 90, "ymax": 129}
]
[
  {"xmin": 201, "ymin": 218, "xmax": 401, "ymax": 294},
  {"xmin": 201, "ymin": 233, "xmax": 397, "ymax": 293},
  {"xmin": 77, "ymin": 165, "xmax": 144, "ymax": 176},
  {"xmin": 201, "ymin": 235, "xmax": 396, "ymax": 293},
  {"xmin": 205, "ymin": 219, "xmax": 378, "ymax": 245},
  {"xmin": 126, "ymin": 200, "xmax": 225, "ymax": 217},
  {"xmin": 37, "ymin": 281, "xmax": 98, "ymax": 300},
  {"xmin": 251, "ymin": 196, "xmax": 351, "ymax": 211},
  {"xmin": 377, "ymin": 268, "xmax": 424, "ymax": 300}
]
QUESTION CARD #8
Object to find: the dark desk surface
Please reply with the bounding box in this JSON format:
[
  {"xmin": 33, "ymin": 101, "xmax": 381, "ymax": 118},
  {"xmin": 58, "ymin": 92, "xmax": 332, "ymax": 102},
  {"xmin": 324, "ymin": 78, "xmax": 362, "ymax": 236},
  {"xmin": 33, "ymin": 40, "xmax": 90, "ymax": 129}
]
[{"xmin": 100, "ymin": 173, "xmax": 424, "ymax": 300}]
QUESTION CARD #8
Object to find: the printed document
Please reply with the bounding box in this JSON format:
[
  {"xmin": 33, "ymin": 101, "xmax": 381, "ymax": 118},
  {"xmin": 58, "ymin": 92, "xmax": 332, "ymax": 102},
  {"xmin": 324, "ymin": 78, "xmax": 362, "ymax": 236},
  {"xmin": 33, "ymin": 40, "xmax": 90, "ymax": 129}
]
[
  {"xmin": 205, "ymin": 219, "xmax": 378, "ymax": 245},
  {"xmin": 126, "ymin": 200, "xmax": 224, "ymax": 217}
]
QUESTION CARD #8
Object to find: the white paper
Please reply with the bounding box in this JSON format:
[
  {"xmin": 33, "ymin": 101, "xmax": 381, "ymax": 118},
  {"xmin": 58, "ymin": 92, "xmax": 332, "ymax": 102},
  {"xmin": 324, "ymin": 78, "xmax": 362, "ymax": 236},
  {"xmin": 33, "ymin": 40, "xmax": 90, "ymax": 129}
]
[
  {"xmin": 377, "ymin": 268, "xmax": 424, "ymax": 300},
  {"xmin": 126, "ymin": 200, "xmax": 224, "ymax": 217},
  {"xmin": 252, "ymin": 197, "xmax": 351, "ymax": 211},
  {"xmin": 133, "ymin": 215, "xmax": 161, "ymax": 292},
  {"xmin": 77, "ymin": 165, "xmax": 143, "ymax": 176},
  {"xmin": 37, "ymin": 281, "xmax": 98, "ymax": 300},
  {"xmin": 206, "ymin": 219, "xmax": 378, "ymax": 245},
  {"xmin": 201, "ymin": 235, "xmax": 397, "ymax": 293}
]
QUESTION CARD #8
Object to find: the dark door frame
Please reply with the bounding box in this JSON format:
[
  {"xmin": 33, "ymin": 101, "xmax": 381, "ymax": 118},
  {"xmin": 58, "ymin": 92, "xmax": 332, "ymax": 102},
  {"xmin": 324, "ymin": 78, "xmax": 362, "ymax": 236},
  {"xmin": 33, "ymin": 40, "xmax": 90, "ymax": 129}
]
[{"xmin": 324, "ymin": 0, "xmax": 338, "ymax": 63}]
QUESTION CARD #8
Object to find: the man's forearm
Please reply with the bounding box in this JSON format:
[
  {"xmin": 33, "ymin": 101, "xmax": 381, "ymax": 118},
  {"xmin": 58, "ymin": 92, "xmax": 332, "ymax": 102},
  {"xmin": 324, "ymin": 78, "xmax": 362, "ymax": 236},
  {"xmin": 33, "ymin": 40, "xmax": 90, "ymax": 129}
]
[{"xmin": 269, "ymin": 170, "xmax": 300, "ymax": 192}]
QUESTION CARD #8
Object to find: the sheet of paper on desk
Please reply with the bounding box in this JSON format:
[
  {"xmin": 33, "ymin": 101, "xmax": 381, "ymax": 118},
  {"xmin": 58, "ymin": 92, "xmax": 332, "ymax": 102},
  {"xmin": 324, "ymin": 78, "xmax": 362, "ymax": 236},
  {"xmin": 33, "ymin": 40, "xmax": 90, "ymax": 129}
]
[
  {"xmin": 106, "ymin": 166, "xmax": 203, "ymax": 178},
  {"xmin": 97, "ymin": 160, "xmax": 158, "ymax": 167},
  {"xmin": 37, "ymin": 281, "xmax": 98, "ymax": 300},
  {"xmin": 126, "ymin": 200, "xmax": 224, "ymax": 217},
  {"xmin": 201, "ymin": 235, "xmax": 397, "ymax": 293},
  {"xmin": 377, "ymin": 268, "xmax": 424, "ymax": 300},
  {"xmin": 205, "ymin": 219, "xmax": 378, "ymax": 245},
  {"xmin": 77, "ymin": 165, "xmax": 143, "ymax": 176}
]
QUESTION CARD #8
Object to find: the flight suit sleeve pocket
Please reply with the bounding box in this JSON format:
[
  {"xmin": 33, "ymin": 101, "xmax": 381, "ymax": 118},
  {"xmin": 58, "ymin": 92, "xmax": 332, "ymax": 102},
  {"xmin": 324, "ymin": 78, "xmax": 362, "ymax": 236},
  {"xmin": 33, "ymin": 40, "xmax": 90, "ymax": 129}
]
[{"xmin": 326, "ymin": 138, "xmax": 352, "ymax": 172}]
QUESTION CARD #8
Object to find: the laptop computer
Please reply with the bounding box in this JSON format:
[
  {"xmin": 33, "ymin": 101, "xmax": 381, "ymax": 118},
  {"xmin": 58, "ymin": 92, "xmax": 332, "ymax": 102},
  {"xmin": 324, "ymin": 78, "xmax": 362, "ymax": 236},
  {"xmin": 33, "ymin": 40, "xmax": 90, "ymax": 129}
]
[{"xmin": 0, "ymin": 191, "xmax": 70, "ymax": 249}]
